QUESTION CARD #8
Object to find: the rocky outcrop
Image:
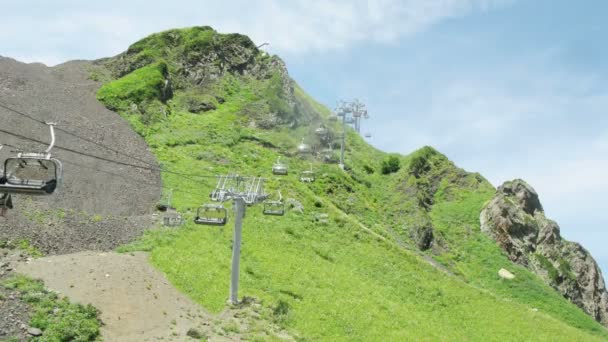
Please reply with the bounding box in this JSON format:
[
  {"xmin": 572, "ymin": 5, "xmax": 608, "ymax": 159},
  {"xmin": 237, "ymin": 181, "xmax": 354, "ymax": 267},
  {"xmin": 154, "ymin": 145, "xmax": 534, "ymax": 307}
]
[
  {"xmin": 481, "ymin": 179, "xmax": 608, "ymax": 326},
  {"xmin": 99, "ymin": 26, "xmax": 298, "ymax": 127}
]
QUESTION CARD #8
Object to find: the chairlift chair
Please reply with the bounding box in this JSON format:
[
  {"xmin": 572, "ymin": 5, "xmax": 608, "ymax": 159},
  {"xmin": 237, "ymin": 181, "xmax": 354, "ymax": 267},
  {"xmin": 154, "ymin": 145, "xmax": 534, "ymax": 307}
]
[
  {"xmin": 272, "ymin": 157, "xmax": 288, "ymax": 175},
  {"xmin": 194, "ymin": 204, "xmax": 228, "ymax": 226},
  {"xmin": 0, "ymin": 123, "xmax": 63, "ymax": 196},
  {"xmin": 364, "ymin": 132, "xmax": 372, "ymax": 138},
  {"xmin": 163, "ymin": 208, "xmax": 184, "ymax": 227},
  {"xmin": 297, "ymin": 139, "xmax": 311, "ymax": 154},
  {"xmin": 300, "ymin": 164, "xmax": 315, "ymax": 183},
  {"xmin": 263, "ymin": 191, "xmax": 285, "ymax": 216},
  {"xmin": 320, "ymin": 143, "xmax": 336, "ymax": 163},
  {"xmin": 315, "ymin": 126, "xmax": 328, "ymax": 137},
  {"xmin": 156, "ymin": 189, "xmax": 174, "ymax": 211}
]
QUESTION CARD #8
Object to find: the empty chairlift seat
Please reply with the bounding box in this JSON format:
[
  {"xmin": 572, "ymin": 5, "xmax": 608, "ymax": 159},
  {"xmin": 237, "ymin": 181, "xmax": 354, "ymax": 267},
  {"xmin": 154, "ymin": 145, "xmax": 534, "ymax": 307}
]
[
  {"xmin": 263, "ymin": 201, "xmax": 285, "ymax": 216},
  {"xmin": 272, "ymin": 157, "xmax": 288, "ymax": 175},
  {"xmin": 300, "ymin": 164, "xmax": 315, "ymax": 183},
  {"xmin": 263, "ymin": 191, "xmax": 285, "ymax": 216},
  {"xmin": 0, "ymin": 155, "xmax": 62, "ymax": 195},
  {"xmin": 0, "ymin": 123, "xmax": 63, "ymax": 196},
  {"xmin": 195, "ymin": 204, "xmax": 228, "ymax": 226},
  {"xmin": 163, "ymin": 208, "xmax": 184, "ymax": 227},
  {"xmin": 297, "ymin": 139, "xmax": 311, "ymax": 155},
  {"xmin": 315, "ymin": 126, "xmax": 328, "ymax": 137}
]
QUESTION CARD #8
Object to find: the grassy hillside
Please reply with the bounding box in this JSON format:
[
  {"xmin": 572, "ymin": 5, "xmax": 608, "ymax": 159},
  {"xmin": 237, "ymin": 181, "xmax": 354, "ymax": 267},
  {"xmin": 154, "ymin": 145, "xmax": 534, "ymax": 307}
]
[{"xmin": 97, "ymin": 27, "xmax": 608, "ymax": 341}]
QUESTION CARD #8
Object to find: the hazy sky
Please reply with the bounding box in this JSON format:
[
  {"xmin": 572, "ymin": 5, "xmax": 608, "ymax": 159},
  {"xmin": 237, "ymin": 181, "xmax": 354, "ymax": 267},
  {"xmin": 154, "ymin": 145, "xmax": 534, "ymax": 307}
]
[{"xmin": 1, "ymin": 0, "xmax": 606, "ymax": 276}]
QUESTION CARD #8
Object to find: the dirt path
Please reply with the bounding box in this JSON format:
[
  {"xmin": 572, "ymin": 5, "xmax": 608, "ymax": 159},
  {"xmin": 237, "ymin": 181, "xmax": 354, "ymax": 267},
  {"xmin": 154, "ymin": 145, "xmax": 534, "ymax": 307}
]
[{"xmin": 14, "ymin": 251, "xmax": 215, "ymax": 341}]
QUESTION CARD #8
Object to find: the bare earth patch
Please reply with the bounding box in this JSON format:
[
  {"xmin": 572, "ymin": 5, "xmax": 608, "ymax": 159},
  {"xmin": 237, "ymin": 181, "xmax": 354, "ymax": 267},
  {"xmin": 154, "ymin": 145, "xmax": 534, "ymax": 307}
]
[{"xmin": 14, "ymin": 251, "xmax": 215, "ymax": 341}]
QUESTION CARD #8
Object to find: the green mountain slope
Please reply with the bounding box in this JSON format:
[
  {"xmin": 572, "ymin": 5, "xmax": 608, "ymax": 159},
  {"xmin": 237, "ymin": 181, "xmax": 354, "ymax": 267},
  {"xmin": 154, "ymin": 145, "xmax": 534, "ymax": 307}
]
[{"xmin": 95, "ymin": 27, "xmax": 608, "ymax": 341}]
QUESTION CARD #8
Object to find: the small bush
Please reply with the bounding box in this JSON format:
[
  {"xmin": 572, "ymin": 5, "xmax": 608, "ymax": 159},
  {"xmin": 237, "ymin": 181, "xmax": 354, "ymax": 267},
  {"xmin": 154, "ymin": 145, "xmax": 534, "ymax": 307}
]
[
  {"xmin": 381, "ymin": 155, "xmax": 401, "ymax": 175},
  {"xmin": 187, "ymin": 328, "xmax": 207, "ymax": 339},
  {"xmin": 273, "ymin": 300, "xmax": 290, "ymax": 317}
]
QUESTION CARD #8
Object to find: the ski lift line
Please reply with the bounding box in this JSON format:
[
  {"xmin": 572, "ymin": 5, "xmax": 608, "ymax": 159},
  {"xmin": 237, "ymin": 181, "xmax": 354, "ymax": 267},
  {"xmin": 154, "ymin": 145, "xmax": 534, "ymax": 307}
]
[
  {"xmin": 0, "ymin": 127, "xmax": 218, "ymax": 180},
  {"xmin": 5, "ymin": 142, "xmax": 165, "ymax": 187},
  {"xmin": 5, "ymin": 140, "xmax": 254, "ymax": 199},
  {"xmin": 0, "ymin": 101, "xmax": 160, "ymax": 169},
  {"xmin": 61, "ymin": 159, "xmax": 160, "ymax": 187},
  {"xmin": 63, "ymin": 159, "xmax": 207, "ymax": 198}
]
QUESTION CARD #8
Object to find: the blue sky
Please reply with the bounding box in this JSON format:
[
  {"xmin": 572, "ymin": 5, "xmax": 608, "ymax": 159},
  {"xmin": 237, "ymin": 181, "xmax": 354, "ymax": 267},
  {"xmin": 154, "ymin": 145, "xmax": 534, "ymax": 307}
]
[{"xmin": 1, "ymin": 0, "xmax": 606, "ymax": 276}]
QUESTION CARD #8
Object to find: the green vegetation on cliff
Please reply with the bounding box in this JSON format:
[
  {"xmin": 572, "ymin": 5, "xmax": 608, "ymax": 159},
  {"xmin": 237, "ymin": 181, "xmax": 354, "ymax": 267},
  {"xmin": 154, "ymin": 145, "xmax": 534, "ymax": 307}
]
[{"xmin": 98, "ymin": 27, "xmax": 608, "ymax": 341}]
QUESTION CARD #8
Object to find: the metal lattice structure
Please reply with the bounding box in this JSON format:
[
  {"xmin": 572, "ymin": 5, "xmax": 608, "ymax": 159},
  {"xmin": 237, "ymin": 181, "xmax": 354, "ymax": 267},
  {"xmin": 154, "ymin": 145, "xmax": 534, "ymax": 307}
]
[{"xmin": 334, "ymin": 99, "xmax": 370, "ymax": 169}]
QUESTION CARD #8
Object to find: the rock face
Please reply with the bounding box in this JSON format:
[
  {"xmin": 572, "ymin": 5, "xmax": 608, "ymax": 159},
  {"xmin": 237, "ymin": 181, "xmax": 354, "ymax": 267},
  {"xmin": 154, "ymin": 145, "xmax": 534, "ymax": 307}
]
[{"xmin": 481, "ymin": 179, "xmax": 608, "ymax": 326}]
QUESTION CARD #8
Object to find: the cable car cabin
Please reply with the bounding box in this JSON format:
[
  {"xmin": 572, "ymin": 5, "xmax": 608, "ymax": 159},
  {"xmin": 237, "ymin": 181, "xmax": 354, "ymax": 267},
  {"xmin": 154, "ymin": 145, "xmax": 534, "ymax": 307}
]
[
  {"xmin": 0, "ymin": 155, "xmax": 62, "ymax": 195},
  {"xmin": 263, "ymin": 200, "xmax": 285, "ymax": 216},
  {"xmin": 300, "ymin": 170, "xmax": 315, "ymax": 183},
  {"xmin": 194, "ymin": 204, "xmax": 228, "ymax": 226},
  {"xmin": 272, "ymin": 158, "xmax": 288, "ymax": 175}
]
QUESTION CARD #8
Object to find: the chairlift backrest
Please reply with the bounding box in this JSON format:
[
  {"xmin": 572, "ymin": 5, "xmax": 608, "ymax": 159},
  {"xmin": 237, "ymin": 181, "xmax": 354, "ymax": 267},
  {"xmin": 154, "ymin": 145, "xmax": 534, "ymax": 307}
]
[
  {"xmin": 195, "ymin": 204, "xmax": 228, "ymax": 226},
  {"xmin": 300, "ymin": 164, "xmax": 315, "ymax": 183},
  {"xmin": 0, "ymin": 123, "xmax": 63, "ymax": 196},
  {"xmin": 298, "ymin": 139, "xmax": 311, "ymax": 154},
  {"xmin": 315, "ymin": 126, "xmax": 328, "ymax": 136},
  {"xmin": 163, "ymin": 210, "xmax": 184, "ymax": 226},
  {"xmin": 272, "ymin": 157, "xmax": 288, "ymax": 175},
  {"xmin": 263, "ymin": 191, "xmax": 285, "ymax": 216},
  {"xmin": 0, "ymin": 157, "xmax": 62, "ymax": 195}
]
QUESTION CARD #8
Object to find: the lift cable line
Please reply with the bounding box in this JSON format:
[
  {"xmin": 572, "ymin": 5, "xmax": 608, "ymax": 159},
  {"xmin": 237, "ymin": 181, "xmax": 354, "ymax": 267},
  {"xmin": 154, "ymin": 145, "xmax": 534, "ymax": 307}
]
[
  {"xmin": 2, "ymin": 141, "xmax": 209, "ymax": 199},
  {"xmin": 0, "ymin": 127, "xmax": 218, "ymax": 180},
  {"xmin": 0, "ymin": 100, "xmax": 161, "ymax": 169}
]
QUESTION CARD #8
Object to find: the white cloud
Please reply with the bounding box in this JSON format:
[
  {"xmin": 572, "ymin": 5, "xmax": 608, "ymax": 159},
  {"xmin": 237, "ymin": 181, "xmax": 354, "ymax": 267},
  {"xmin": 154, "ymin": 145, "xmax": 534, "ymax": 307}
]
[{"xmin": 0, "ymin": 0, "xmax": 512, "ymax": 65}]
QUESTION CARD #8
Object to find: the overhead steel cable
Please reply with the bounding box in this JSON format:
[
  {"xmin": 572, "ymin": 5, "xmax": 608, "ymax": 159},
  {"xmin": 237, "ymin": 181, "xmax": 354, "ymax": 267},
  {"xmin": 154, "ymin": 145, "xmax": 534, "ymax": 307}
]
[
  {"xmin": 0, "ymin": 100, "xmax": 161, "ymax": 169},
  {"xmin": 62, "ymin": 159, "xmax": 210, "ymax": 196},
  {"xmin": 0, "ymin": 127, "xmax": 218, "ymax": 180}
]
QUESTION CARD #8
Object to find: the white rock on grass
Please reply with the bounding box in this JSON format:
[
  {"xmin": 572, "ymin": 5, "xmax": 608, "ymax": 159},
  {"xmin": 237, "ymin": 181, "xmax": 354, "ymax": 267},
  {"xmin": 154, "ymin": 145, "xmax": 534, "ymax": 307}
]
[{"xmin": 498, "ymin": 268, "xmax": 515, "ymax": 280}]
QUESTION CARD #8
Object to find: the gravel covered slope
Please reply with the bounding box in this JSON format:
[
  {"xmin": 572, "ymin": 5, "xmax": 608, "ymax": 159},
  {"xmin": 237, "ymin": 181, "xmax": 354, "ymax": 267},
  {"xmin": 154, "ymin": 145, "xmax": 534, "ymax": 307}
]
[{"xmin": 0, "ymin": 57, "xmax": 162, "ymax": 254}]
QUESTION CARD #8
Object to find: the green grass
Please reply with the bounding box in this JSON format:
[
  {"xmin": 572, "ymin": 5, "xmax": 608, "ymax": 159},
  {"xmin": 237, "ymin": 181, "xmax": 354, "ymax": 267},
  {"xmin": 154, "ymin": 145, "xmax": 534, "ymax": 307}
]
[
  {"xmin": 430, "ymin": 187, "xmax": 608, "ymax": 338},
  {"xmin": 100, "ymin": 27, "xmax": 608, "ymax": 341},
  {"xmin": 97, "ymin": 61, "xmax": 168, "ymax": 114},
  {"xmin": 2, "ymin": 275, "xmax": 100, "ymax": 341}
]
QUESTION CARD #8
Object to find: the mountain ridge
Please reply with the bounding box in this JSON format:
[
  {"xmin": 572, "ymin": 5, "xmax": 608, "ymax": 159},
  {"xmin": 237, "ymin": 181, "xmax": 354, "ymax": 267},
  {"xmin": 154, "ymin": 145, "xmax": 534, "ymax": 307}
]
[{"xmin": 0, "ymin": 26, "xmax": 606, "ymax": 340}]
